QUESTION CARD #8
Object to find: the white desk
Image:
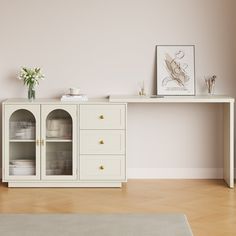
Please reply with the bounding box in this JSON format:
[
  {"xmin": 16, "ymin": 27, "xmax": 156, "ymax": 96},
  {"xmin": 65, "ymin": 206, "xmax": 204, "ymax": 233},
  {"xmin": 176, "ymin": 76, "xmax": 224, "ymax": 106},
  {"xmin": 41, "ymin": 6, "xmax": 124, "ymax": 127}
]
[{"xmin": 109, "ymin": 95, "xmax": 235, "ymax": 188}]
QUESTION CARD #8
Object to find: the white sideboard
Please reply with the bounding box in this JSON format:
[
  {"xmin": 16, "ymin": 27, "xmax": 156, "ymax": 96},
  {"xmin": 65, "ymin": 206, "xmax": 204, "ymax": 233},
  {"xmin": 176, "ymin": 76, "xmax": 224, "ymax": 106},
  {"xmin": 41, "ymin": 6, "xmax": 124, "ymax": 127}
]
[
  {"xmin": 2, "ymin": 96, "xmax": 234, "ymax": 188},
  {"xmin": 109, "ymin": 95, "xmax": 234, "ymax": 188},
  {"xmin": 2, "ymin": 99, "xmax": 127, "ymax": 187}
]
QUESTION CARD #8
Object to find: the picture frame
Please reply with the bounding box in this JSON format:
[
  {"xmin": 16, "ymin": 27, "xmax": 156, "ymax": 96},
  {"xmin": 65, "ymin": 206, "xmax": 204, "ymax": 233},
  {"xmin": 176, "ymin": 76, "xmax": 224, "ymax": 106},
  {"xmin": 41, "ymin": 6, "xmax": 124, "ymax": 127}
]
[{"xmin": 156, "ymin": 45, "xmax": 195, "ymax": 96}]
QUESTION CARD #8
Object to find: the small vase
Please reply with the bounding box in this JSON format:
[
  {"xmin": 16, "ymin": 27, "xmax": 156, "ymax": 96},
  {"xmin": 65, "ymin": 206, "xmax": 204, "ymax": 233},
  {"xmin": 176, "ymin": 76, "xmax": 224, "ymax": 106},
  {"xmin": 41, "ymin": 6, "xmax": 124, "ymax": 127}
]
[
  {"xmin": 28, "ymin": 86, "xmax": 35, "ymax": 102},
  {"xmin": 205, "ymin": 76, "xmax": 216, "ymax": 96}
]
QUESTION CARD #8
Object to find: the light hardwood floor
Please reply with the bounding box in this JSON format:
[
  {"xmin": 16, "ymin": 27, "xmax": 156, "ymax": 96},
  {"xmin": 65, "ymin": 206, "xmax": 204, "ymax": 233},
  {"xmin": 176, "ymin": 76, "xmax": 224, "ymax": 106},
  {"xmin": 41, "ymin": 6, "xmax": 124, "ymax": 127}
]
[{"xmin": 0, "ymin": 179, "xmax": 235, "ymax": 236}]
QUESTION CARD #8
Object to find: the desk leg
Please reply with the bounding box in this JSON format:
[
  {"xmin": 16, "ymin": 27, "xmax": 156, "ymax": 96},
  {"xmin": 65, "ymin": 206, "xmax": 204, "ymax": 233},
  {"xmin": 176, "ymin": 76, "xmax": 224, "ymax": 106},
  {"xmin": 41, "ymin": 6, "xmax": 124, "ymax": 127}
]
[{"xmin": 223, "ymin": 102, "xmax": 234, "ymax": 188}]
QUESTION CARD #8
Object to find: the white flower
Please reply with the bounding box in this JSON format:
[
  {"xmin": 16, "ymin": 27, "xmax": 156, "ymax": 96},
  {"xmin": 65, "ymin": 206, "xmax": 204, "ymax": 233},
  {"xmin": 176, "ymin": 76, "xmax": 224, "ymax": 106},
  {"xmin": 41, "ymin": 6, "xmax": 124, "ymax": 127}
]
[{"xmin": 18, "ymin": 67, "xmax": 45, "ymax": 87}]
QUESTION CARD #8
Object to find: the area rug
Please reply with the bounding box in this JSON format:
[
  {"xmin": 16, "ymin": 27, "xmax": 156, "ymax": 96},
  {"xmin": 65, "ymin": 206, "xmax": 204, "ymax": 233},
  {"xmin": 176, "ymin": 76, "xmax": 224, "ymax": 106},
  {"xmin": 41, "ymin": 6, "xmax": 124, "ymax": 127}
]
[{"xmin": 0, "ymin": 213, "xmax": 193, "ymax": 236}]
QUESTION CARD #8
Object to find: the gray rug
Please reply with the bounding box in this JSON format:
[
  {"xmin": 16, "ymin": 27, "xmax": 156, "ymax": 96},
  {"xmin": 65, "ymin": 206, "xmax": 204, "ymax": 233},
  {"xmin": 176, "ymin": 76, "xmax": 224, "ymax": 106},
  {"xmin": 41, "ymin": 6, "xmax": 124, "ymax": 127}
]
[{"xmin": 0, "ymin": 214, "xmax": 193, "ymax": 236}]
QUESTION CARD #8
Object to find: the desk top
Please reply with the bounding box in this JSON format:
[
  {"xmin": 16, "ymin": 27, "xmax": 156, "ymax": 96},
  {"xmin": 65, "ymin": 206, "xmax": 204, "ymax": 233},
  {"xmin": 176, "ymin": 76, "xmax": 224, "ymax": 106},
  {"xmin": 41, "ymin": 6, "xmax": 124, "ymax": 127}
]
[
  {"xmin": 109, "ymin": 95, "xmax": 235, "ymax": 103},
  {"xmin": 2, "ymin": 96, "xmax": 235, "ymax": 105}
]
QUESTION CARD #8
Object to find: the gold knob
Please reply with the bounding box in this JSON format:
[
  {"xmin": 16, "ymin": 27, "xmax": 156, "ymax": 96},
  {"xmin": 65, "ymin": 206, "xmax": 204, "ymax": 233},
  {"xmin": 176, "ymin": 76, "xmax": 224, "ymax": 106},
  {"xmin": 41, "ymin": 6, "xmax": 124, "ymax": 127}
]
[
  {"xmin": 41, "ymin": 139, "xmax": 45, "ymax": 146},
  {"xmin": 99, "ymin": 115, "xmax": 104, "ymax": 120},
  {"xmin": 36, "ymin": 139, "xmax": 40, "ymax": 146},
  {"xmin": 99, "ymin": 140, "xmax": 104, "ymax": 144},
  {"xmin": 99, "ymin": 165, "xmax": 104, "ymax": 170}
]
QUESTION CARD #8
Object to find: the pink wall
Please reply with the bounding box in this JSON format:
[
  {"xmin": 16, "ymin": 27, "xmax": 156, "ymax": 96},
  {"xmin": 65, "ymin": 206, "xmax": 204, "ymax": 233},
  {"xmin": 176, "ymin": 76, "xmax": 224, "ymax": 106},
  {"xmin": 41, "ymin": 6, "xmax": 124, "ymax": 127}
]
[{"xmin": 0, "ymin": 0, "xmax": 235, "ymax": 177}]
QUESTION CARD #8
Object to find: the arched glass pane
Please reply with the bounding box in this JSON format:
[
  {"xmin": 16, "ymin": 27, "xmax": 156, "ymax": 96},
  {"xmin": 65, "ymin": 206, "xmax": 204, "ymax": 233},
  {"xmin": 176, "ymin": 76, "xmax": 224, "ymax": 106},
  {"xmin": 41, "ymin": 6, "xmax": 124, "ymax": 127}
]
[
  {"xmin": 46, "ymin": 109, "xmax": 72, "ymax": 139},
  {"xmin": 9, "ymin": 109, "xmax": 36, "ymax": 176},
  {"xmin": 45, "ymin": 109, "xmax": 73, "ymax": 176},
  {"xmin": 9, "ymin": 109, "xmax": 36, "ymax": 140}
]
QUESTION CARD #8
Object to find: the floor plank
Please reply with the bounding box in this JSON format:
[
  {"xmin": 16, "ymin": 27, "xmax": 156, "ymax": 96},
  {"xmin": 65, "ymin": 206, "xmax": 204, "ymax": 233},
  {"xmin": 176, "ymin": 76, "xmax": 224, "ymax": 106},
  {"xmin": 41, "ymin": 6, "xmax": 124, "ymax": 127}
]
[{"xmin": 0, "ymin": 179, "xmax": 235, "ymax": 236}]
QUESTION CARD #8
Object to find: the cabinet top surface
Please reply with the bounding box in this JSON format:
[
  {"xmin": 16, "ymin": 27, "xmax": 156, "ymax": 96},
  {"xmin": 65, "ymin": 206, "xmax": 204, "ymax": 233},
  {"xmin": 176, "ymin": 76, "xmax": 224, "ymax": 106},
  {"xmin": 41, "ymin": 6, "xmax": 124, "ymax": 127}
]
[
  {"xmin": 2, "ymin": 98, "xmax": 115, "ymax": 105},
  {"xmin": 109, "ymin": 95, "xmax": 235, "ymax": 103},
  {"xmin": 2, "ymin": 95, "xmax": 235, "ymax": 104}
]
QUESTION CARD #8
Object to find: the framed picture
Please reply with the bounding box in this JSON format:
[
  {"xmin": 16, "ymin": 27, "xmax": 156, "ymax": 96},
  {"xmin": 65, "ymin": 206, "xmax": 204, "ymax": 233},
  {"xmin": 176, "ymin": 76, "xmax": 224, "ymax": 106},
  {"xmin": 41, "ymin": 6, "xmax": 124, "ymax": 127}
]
[{"xmin": 156, "ymin": 45, "xmax": 195, "ymax": 96}]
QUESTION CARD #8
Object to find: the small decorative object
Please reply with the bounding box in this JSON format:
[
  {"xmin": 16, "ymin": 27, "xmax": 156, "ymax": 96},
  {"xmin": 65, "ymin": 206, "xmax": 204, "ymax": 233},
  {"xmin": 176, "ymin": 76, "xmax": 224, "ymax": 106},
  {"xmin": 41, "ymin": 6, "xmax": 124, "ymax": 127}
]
[
  {"xmin": 18, "ymin": 67, "xmax": 45, "ymax": 101},
  {"xmin": 156, "ymin": 45, "xmax": 195, "ymax": 96},
  {"xmin": 61, "ymin": 94, "xmax": 88, "ymax": 101},
  {"xmin": 138, "ymin": 81, "xmax": 146, "ymax": 96},
  {"xmin": 61, "ymin": 88, "xmax": 88, "ymax": 101},
  {"xmin": 69, "ymin": 87, "xmax": 80, "ymax": 95},
  {"xmin": 205, "ymin": 75, "xmax": 216, "ymax": 95}
]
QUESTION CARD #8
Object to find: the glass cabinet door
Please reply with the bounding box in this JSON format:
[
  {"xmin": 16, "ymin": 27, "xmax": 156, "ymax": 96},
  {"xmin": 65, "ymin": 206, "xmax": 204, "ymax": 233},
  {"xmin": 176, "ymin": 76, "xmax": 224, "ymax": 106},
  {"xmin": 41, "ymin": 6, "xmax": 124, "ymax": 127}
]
[
  {"xmin": 41, "ymin": 105, "xmax": 77, "ymax": 180},
  {"xmin": 4, "ymin": 105, "xmax": 41, "ymax": 181}
]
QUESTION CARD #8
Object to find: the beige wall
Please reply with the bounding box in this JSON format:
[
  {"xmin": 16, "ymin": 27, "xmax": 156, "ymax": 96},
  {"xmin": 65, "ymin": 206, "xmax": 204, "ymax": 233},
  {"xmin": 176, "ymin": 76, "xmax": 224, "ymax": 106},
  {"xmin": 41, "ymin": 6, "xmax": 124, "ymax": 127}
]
[
  {"xmin": 0, "ymin": 0, "xmax": 235, "ymax": 177},
  {"xmin": 234, "ymin": 0, "xmax": 236, "ymax": 73}
]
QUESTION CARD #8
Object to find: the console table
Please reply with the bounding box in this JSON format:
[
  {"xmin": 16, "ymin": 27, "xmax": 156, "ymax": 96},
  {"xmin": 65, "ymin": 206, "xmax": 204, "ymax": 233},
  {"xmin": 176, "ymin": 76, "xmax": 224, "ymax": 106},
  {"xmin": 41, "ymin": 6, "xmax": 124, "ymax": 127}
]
[
  {"xmin": 109, "ymin": 95, "xmax": 235, "ymax": 188},
  {"xmin": 2, "ymin": 99, "xmax": 126, "ymax": 187}
]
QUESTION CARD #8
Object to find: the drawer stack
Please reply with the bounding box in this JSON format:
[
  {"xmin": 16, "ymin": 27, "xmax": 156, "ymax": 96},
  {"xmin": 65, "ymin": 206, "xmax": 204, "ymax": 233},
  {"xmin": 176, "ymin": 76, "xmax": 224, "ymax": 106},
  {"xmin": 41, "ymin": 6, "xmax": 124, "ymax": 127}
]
[{"xmin": 79, "ymin": 105, "xmax": 126, "ymax": 181}]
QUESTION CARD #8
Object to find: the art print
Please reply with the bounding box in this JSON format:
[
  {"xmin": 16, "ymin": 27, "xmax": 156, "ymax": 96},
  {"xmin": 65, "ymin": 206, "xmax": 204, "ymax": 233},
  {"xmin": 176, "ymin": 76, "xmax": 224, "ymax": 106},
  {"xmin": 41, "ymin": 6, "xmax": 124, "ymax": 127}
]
[{"xmin": 157, "ymin": 45, "xmax": 195, "ymax": 95}]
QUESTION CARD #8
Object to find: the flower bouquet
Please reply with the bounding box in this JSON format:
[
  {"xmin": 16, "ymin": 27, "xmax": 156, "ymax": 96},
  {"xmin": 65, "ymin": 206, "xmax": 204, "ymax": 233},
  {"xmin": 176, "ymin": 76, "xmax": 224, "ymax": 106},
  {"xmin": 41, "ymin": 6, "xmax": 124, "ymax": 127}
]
[{"xmin": 18, "ymin": 67, "xmax": 45, "ymax": 101}]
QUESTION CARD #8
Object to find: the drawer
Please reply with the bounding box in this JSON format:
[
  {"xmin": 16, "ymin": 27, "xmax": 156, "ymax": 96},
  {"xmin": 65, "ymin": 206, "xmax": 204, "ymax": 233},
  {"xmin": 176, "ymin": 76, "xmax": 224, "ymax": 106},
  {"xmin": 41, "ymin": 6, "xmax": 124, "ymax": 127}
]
[
  {"xmin": 80, "ymin": 130, "xmax": 125, "ymax": 154},
  {"xmin": 80, "ymin": 105, "xmax": 125, "ymax": 129},
  {"xmin": 80, "ymin": 155, "xmax": 125, "ymax": 180}
]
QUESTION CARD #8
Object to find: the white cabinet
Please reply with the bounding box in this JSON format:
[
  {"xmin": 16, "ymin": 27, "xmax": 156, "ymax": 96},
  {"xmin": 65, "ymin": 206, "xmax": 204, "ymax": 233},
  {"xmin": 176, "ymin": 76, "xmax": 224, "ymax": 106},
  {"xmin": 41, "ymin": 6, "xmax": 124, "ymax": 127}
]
[
  {"xmin": 79, "ymin": 104, "xmax": 126, "ymax": 181},
  {"xmin": 2, "ymin": 99, "xmax": 126, "ymax": 187},
  {"xmin": 3, "ymin": 104, "xmax": 77, "ymax": 182}
]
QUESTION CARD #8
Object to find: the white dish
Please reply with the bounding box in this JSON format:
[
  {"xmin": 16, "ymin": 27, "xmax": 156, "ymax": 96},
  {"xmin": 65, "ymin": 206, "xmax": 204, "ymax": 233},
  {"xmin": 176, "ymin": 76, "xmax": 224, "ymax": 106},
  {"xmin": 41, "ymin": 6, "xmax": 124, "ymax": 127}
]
[
  {"xmin": 15, "ymin": 131, "xmax": 25, "ymax": 139},
  {"xmin": 69, "ymin": 87, "xmax": 80, "ymax": 95},
  {"xmin": 47, "ymin": 130, "xmax": 60, "ymax": 138},
  {"xmin": 47, "ymin": 119, "xmax": 61, "ymax": 130},
  {"xmin": 10, "ymin": 159, "xmax": 35, "ymax": 166},
  {"xmin": 9, "ymin": 166, "xmax": 35, "ymax": 176}
]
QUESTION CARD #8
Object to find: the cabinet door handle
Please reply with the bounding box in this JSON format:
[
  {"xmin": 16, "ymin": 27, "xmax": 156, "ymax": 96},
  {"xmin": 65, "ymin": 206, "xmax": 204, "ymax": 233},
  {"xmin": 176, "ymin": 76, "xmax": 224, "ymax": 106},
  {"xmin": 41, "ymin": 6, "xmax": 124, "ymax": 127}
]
[
  {"xmin": 41, "ymin": 139, "xmax": 45, "ymax": 146},
  {"xmin": 99, "ymin": 115, "xmax": 104, "ymax": 120},
  {"xmin": 36, "ymin": 139, "xmax": 40, "ymax": 146},
  {"xmin": 99, "ymin": 140, "xmax": 104, "ymax": 144},
  {"xmin": 99, "ymin": 165, "xmax": 104, "ymax": 170}
]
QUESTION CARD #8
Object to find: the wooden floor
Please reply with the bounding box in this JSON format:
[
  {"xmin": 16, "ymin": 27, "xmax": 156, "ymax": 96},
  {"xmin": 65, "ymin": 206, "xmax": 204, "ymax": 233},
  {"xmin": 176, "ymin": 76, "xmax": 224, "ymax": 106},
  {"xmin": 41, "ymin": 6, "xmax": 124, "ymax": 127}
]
[{"xmin": 0, "ymin": 179, "xmax": 235, "ymax": 236}]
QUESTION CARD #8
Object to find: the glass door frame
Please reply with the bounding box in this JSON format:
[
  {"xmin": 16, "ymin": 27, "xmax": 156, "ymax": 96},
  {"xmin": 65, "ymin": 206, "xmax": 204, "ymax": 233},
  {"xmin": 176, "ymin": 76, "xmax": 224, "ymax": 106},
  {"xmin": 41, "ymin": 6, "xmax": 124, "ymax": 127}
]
[
  {"xmin": 3, "ymin": 104, "xmax": 41, "ymax": 181},
  {"xmin": 41, "ymin": 104, "xmax": 77, "ymax": 180}
]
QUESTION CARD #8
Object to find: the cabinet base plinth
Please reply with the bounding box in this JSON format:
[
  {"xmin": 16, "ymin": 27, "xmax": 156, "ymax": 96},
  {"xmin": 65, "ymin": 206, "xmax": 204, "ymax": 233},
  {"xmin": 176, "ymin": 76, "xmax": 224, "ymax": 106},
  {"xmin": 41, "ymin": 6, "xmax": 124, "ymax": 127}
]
[{"xmin": 8, "ymin": 182, "xmax": 122, "ymax": 188}]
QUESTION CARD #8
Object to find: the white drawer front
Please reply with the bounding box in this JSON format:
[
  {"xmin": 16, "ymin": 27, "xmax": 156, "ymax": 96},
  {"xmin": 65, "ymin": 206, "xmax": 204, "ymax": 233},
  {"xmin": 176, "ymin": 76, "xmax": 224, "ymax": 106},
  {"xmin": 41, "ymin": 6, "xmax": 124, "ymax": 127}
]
[
  {"xmin": 80, "ymin": 130, "xmax": 125, "ymax": 154},
  {"xmin": 80, "ymin": 155, "xmax": 125, "ymax": 180},
  {"xmin": 80, "ymin": 105, "xmax": 125, "ymax": 129}
]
